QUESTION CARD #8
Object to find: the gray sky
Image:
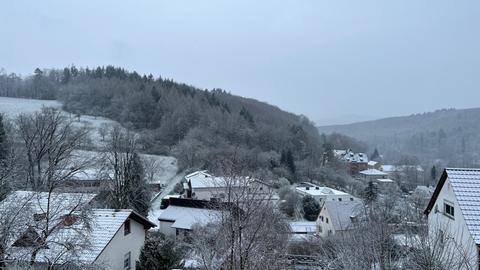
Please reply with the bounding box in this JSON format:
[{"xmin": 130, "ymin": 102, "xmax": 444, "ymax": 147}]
[{"xmin": 1, "ymin": 1, "xmax": 479, "ymax": 125}]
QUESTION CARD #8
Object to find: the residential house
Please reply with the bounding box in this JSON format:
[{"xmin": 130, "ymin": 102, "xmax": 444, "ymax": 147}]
[
  {"xmin": 411, "ymin": 185, "xmax": 434, "ymax": 211},
  {"xmin": 158, "ymin": 198, "xmax": 234, "ymax": 240},
  {"xmin": 424, "ymin": 168, "xmax": 480, "ymax": 269},
  {"xmin": 334, "ymin": 149, "xmax": 369, "ymax": 175},
  {"xmin": 381, "ymin": 164, "xmax": 424, "ymax": 182},
  {"xmin": 183, "ymin": 170, "xmax": 273, "ymax": 201},
  {"xmin": 295, "ymin": 184, "xmax": 357, "ymax": 204},
  {"xmin": 375, "ymin": 178, "xmax": 396, "ymax": 193},
  {"xmin": 368, "ymin": 160, "xmax": 381, "ymax": 169},
  {"xmin": 1, "ymin": 191, "xmax": 155, "ymax": 270},
  {"xmin": 359, "ymin": 169, "xmax": 388, "ymax": 182},
  {"xmin": 317, "ymin": 200, "xmax": 364, "ymax": 238}
]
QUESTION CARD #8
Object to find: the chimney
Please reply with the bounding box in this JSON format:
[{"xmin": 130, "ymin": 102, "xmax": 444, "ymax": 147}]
[
  {"xmin": 187, "ymin": 179, "xmax": 193, "ymax": 198},
  {"xmin": 62, "ymin": 215, "xmax": 78, "ymax": 226}
]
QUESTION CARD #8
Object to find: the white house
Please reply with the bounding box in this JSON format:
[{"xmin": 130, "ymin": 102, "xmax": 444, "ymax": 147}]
[
  {"xmin": 425, "ymin": 168, "xmax": 480, "ymax": 269},
  {"xmin": 381, "ymin": 164, "xmax": 424, "ymax": 181},
  {"xmin": 1, "ymin": 191, "xmax": 155, "ymax": 270},
  {"xmin": 359, "ymin": 169, "xmax": 388, "ymax": 182},
  {"xmin": 158, "ymin": 198, "xmax": 231, "ymax": 240},
  {"xmin": 368, "ymin": 160, "xmax": 380, "ymax": 169},
  {"xmin": 183, "ymin": 170, "xmax": 273, "ymax": 201},
  {"xmin": 295, "ymin": 184, "xmax": 357, "ymax": 204},
  {"xmin": 316, "ymin": 200, "xmax": 363, "ymax": 238}
]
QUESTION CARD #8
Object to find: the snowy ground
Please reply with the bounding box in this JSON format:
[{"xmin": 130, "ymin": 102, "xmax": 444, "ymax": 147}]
[
  {"xmin": 70, "ymin": 115, "xmax": 119, "ymax": 148},
  {"xmin": 0, "ymin": 97, "xmax": 61, "ymax": 119},
  {"xmin": 70, "ymin": 150, "xmax": 178, "ymax": 184}
]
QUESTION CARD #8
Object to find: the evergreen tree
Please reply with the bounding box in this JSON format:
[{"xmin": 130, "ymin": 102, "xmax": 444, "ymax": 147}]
[
  {"xmin": 363, "ymin": 181, "xmax": 378, "ymax": 205},
  {"xmin": 371, "ymin": 148, "xmax": 380, "ymax": 161},
  {"xmin": 0, "ymin": 114, "xmax": 7, "ymax": 161},
  {"xmin": 136, "ymin": 231, "xmax": 184, "ymax": 270},
  {"xmin": 430, "ymin": 165, "xmax": 437, "ymax": 182},
  {"xmin": 129, "ymin": 153, "xmax": 151, "ymax": 216},
  {"xmin": 286, "ymin": 150, "xmax": 296, "ymax": 175},
  {"xmin": 302, "ymin": 195, "xmax": 321, "ymax": 221}
]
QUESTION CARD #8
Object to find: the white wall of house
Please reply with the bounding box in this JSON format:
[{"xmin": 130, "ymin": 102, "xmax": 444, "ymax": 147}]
[
  {"xmin": 428, "ymin": 177, "xmax": 477, "ymax": 269},
  {"xmin": 158, "ymin": 220, "xmax": 176, "ymax": 238},
  {"xmin": 296, "ymin": 191, "xmax": 356, "ymax": 205},
  {"xmin": 316, "ymin": 207, "xmax": 335, "ymax": 238},
  {"xmin": 96, "ymin": 220, "xmax": 146, "ymax": 270}
]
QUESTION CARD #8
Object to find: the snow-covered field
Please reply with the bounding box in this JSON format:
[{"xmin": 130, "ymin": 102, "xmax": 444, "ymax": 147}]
[
  {"xmin": 0, "ymin": 97, "xmax": 61, "ymax": 118},
  {"xmin": 71, "ymin": 114, "xmax": 119, "ymax": 148},
  {"xmin": 0, "ymin": 97, "xmax": 178, "ymax": 183},
  {"xmin": 70, "ymin": 150, "xmax": 178, "ymax": 184}
]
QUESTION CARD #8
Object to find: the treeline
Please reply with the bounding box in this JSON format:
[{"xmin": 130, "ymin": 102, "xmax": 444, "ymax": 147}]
[
  {"xmin": 0, "ymin": 66, "xmax": 325, "ymax": 181},
  {"xmin": 318, "ymin": 108, "xmax": 480, "ymax": 168}
]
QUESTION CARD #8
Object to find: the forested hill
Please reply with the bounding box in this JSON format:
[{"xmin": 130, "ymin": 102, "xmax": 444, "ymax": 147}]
[
  {"xmin": 0, "ymin": 66, "xmax": 323, "ymax": 180},
  {"xmin": 318, "ymin": 108, "xmax": 480, "ymax": 167}
]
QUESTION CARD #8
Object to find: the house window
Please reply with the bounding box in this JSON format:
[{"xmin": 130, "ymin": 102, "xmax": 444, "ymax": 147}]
[
  {"xmin": 338, "ymin": 198, "xmax": 342, "ymax": 202},
  {"xmin": 124, "ymin": 252, "xmax": 131, "ymax": 270},
  {"xmin": 326, "ymin": 218, "xmax": 329, "ymax": 224},
  {"xmin": 444, "ymin": 202, "xmax": 454, "ymax": 218},
  {"xmin": 124, "ymin": 219, "xmax": 131, "ymax": 236},
  {"xmin": 350, "ymin": 197, "xmax": 354, "ymax": 201}
]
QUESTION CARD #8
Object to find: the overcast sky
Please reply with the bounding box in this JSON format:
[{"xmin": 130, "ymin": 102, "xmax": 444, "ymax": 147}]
[{"xmin": 1, "ymin": 1, "xmax": 479, "ymax": 125}]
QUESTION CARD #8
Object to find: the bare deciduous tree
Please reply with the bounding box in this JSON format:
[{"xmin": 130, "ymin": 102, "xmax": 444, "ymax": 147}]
[
  {"xmin": 186, "ymin": 174, "xmax": 290, "ymax": 270},
  {"xmin": 16, "ymin": 107, "xmax": 90, "ymax": 190}
]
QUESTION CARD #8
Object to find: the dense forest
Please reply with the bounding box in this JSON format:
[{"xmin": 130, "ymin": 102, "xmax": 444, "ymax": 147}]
[
  {"xmin": 0, "ymin": 66, "xmax": 333, "ymax": 182},
  {"xmin": 318, "ymin": 108, "xmax": 480, "ymax": 168}
]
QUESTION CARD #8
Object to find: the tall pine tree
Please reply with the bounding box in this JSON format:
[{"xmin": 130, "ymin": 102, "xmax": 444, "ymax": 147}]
[{"xmin": 371, "ymin": 148, "xmax": 380, "ymax": 161}]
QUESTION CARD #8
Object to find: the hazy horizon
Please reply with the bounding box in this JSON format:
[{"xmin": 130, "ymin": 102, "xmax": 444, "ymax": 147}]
[{"xmin": 1, "ymin": 1, "xmax": 479, "ymax": 125}]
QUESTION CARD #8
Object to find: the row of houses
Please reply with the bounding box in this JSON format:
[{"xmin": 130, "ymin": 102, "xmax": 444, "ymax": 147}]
[{"xmin": 334, "ymin": 149, "xmax": 424, "ymax": 182}]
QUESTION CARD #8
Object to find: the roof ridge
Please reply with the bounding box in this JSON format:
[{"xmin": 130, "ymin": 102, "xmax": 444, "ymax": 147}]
[{"xmin": 446, "ymin": 168, "xmax": 480, "ymax": 171}]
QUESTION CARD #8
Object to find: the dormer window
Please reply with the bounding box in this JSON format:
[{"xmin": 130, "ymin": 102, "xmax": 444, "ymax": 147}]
[{"xmin": 124, "ymin": 219, "xmax": 131, "ymax": 235}]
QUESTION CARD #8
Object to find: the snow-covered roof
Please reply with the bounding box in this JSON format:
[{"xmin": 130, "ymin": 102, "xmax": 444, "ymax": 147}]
[
  {"xmin": 360, "ymin": 169, "xmax": 388, "ymax": 176},
  {"xmin": 336, "ymin": 149, "xmax": 368, "ymax": 163},
  {"xmin": 185, "ymin": 170, "xmax": 258, "ymax": 189},
  {"xmin": 289, "ymin": 221, "xmax": 317, "ymax": 234},
  {"xmin": 295, "ymin": 185, "xmax": 350, "ymax": 196},
  {"xmin": 381, "ymin": 165, "xmax": 424, "ymax": 173},
  {"xmin": 323, "ymin": 200, "xmax": 364, "ymax": 231},
  {"xmin": 376, "ymin": 178, "xmax": 394, "ymax": 183},
  {"xmin": 185, "ymin": 171, "xmax": 229, "ymax": 189},
  {"xmin": 0, "ymin": 191, "xmax": 97, "ymax": 214},
  {"xmin": 380, "ymin": 165, "xmax": 396, "ymax": 172},
  {"xmin": 158, "ymin": 205, "xmax": 224, "ymax": 230},
  {"xmin": 368, "ymin": 161, "xmax": 378, "ymax": 166},
  {"xmin": 426, "ymin": 168, "xmax": 480, "ymax": 245}
]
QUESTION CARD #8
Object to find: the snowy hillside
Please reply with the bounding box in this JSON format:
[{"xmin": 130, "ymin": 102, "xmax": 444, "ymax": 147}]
[
  {"xmin": 0, "ymin": 97, "xmax": 60, "ymax": 118},
  {"xmin": 0, "ymin": 97, "xmax": 178, "ymax": 184}
]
